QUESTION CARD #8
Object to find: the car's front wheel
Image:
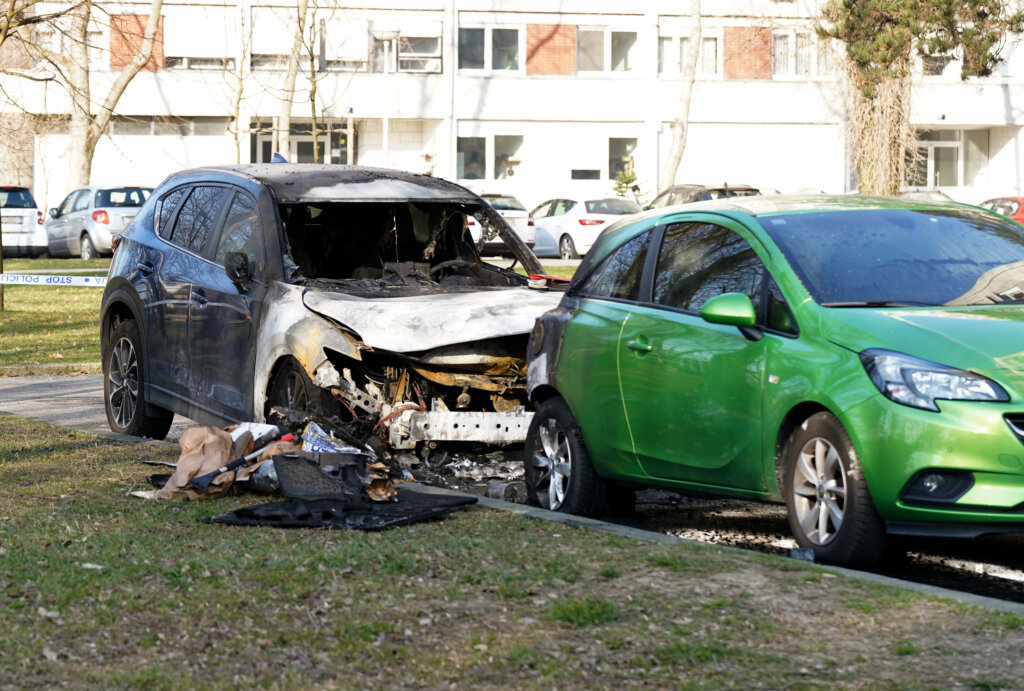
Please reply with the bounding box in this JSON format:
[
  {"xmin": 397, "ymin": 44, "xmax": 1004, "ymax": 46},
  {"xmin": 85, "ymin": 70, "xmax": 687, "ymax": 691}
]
[
  {"xmin": 103, "ymin": 318, "xmax": 173, "ymax": 439},
  {"xmin": 783, "ymin": 412, "xmax": 886, "ymax": 564},
  {"xmin": 80, "ymin": 234, "xmax": 97, "ymax": 260},
  {"xmin": 558, "ymin": 234, "xmax": 580, "ymax": 260},
  {"xmin": 525, "ymin": 396, "xmax": 606, "ymax": 514}
]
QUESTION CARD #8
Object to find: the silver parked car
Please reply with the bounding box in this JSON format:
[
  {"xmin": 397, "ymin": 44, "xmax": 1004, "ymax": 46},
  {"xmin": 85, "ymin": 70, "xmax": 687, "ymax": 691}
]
[
  {"xmin": 46, "ymin": 186, "xmax": 152, "ymax": 259},
  {"xmin": 1, "ymin": 186, "xmax": 46, "ymax": 257}
]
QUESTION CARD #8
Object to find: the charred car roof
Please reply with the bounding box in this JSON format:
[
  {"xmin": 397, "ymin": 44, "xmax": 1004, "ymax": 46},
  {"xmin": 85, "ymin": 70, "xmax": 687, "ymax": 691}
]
[{"xmin": 181, "ymin": 164, "xmax": 481, "ymax": 204}]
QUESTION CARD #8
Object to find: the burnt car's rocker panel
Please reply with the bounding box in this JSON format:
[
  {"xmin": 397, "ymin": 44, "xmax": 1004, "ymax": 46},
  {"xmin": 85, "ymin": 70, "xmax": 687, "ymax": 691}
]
[{"xmin": 102, "ymin": 164, "xmax": 561, "ymax": 454}]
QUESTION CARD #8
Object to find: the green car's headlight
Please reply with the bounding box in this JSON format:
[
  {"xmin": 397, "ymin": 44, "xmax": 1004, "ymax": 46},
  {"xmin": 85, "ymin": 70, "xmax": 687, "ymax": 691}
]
[{"xmin": 860, "ymin": 349, "xmax": 1009, "ymax": 411}]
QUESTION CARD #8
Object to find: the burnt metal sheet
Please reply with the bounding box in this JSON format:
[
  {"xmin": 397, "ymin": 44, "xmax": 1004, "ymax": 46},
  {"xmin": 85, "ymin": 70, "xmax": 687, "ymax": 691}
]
[
  {"xmin": 388, "ymin": 408, "xmax": 534, "ymax": 448},
  {"xmin": 302, "ymin": 288, "xmax": 562, "ymax": 353}
]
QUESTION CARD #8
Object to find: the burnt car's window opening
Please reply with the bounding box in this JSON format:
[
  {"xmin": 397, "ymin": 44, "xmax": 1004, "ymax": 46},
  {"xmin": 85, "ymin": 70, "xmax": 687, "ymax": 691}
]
[
  {"xmin": 762, "ymin": 208, "xmax": 1024, "ymax": 306},
  {"xmin": 215, "ymin": 192, "xmax": 264, "ymax": 275},
  {"xmin": 653, "ymin": 222, "xmax": 763, "ymax": 312},
  {"xmin": 170, "ymin": 186, "xmax": 231, "ymax": 254},
  {"xmin": 280, "ymin": 201, "xmax": 502, "ymax": 286},
  {"xmin": 156, "ymin": 188, "xmax": 188, "ymax": 239}
]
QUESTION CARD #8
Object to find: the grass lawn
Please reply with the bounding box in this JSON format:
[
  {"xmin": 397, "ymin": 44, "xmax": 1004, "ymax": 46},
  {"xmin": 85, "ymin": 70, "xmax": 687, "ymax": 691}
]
[
  {"xmin": 0, "ymin": 258, "xmax": 109, "ymax": 370},
  {"xmin": 2, "ymin": 416, "xmax": 1024, "ymax": 688},
  {"xmin": 0, "ymin": 258, "xmax": 575, "ymax": 370}
]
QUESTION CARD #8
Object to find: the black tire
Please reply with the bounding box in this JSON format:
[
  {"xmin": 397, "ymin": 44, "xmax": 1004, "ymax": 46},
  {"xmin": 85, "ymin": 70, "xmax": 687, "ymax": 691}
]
[
  {"xmin": 558, "ymin": 235, "xmax": 579, "ymax": 260},
  {"xmin": 80, "ymin": 234, "xmax": 97, "ymax": 260},
  {"xmin": 265, "ymin": 356, "xmax": 333, "ymax": 417},
  {"xmin": 524, "ymin": 396, "xmax": 606, "ymax": 514},
  {"xmin": 783, "ymin": 412, "xmax": 887, "ymax": 565},
  {"xmin": 103, "ymin": 318, "xmax": 173, "ymax": 439}
]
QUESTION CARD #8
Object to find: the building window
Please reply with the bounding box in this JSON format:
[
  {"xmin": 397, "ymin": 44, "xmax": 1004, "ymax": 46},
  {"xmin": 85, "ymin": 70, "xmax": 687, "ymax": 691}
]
[
  {"xmin": 578, "ymin": 29, "xmax": 638, "ymax": 73},
  {"xmin": 658, "ymin": 34, "xmax": 717, "ymax": 75},
  {"xmin": 772, "ymin": 30, "xmax": 827, "ymax": 78},
  {"xmin": 322, "ymin": 18, "xmax": 370, "ymax": 71},
  {"xmin": 609, "ymin": 138, "xmax": 637, "ymax": 180},
  {"xmin": 166, "ymin": 57, "xmax": 236, "ymax": 70},
  {"xmin": 458, "ymin": 28, "xmax": 485, "ymax": 69},
  {"xmin": 571, "ymin": 169, "xmax": 600, "ymax": 180},
  {"xmin": 398, "ymin": 36, "xmax": 441, "ymax": 73},
  {"xmin": 922, "ymin": 54, "xmax": 953, "ymax": 76},
  {"xmin": 457, "ymin": 137, "xmax": 486, "ymax": 179},
  {"xmin": 459, "ymin": 26, "xmax": 522, "ymax": 72},
  {"xmin": 492, "ymin": 28, "xmax": 518, "ymax": 70},
  {"xmin": 494, "ymin": 135, "xmax": 523, "ymax": 180},
  {"xmin": 111, "ymin": 116, "xmax": 231, "ymax": 136}
]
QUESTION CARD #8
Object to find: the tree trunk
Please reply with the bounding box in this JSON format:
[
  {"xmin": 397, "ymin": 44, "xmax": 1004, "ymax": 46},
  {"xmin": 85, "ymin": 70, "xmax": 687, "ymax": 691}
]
[
  {"xmin": 660, "ymin": 0, "xmax": 701, "ymax": 192},
  {"xmin": 846, "ymin": 63, "xmax": 913, "ymax": 196},
  {"xmin": 277, "ymin": 0, "xmax": 309, "ymax": 158},
  {"xmin": 65, "ymin": 0, "xmax": 164, "ymax": 188}
]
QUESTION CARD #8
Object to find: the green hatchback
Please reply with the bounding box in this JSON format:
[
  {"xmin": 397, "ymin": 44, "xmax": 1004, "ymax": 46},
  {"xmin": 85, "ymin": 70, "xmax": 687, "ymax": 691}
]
[{"xmin": 524, "ymin": 195, "xmax": 1024, "ymax": 564}]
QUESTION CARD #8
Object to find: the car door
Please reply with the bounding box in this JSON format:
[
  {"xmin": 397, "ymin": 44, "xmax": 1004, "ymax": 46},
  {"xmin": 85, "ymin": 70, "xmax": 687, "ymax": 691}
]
[
  {"xmin": 51, "ymin": 190, "xmax": 82, "ymax": 255},
  {"xmin": 616, "ymin": 220, "xmax": 771, "ymax": 491},
  {"xmin": 556, "ymin": 230, "xmax": 653, "ymax": 476},
  {"xmin": 142, "ymin": 185, "xmax": 231, "ymax": 405},
  {"xmin": 187, "ymin": 188, "xmax": 268, "ymax": 421},
  {"xmin": 68, "ymin": 188, "xmax": 92, "ymax": 253}
]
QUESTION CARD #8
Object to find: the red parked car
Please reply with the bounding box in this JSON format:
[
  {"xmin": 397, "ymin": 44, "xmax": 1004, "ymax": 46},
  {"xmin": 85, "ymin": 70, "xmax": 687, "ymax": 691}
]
[{"xmin": 979, "ymin": 197, "xmax": 1024, "ymax": 224}]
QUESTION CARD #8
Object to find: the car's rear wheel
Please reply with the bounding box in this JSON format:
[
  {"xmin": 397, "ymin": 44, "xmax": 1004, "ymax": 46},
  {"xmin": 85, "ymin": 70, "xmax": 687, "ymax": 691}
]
[
  {"xmin": 525, "ymin": 396, "xmax": 606, "ymax": 514},
  {"xmin": 80, "ymin": 234, "xmax": 97, "ymax": 260},
  {"xmin": 104, "ymin": 318, "xmax": 173, "ymax": 439},
  {"xmin": 783, "ymin": 412, "xmax": 886, "ymax": 565},
  {"xmin": 558, "ymin": 235, "xmax": 580, "ymax": 260}
]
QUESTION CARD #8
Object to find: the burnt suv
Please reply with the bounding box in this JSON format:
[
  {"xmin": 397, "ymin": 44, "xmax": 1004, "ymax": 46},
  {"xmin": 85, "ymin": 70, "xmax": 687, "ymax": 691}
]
[{"xmin": 101, "ymin": 164, "xmax": 561, "ymax": 453}]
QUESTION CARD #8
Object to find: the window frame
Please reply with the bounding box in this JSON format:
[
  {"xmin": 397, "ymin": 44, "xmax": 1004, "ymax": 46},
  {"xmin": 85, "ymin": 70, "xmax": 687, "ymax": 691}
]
[
  {"xmin": 770, "ymin": 29, "xmax": 829, "ymax": 80},
  {"xmin": 457, "ymin": 25, "xmax": 524, "ymax": 74},
  {"xmin": 656, "ymin": 30, "xmax": 720, "ymax": 78},
  {"xmin": 577, "ymin": 27, "xmax": 640, "ymax": 75}
]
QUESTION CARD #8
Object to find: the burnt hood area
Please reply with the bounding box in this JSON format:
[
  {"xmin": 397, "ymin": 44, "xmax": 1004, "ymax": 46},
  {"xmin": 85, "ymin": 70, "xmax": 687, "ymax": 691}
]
[{"xmin": 279, "ymin": 200, "xmax": 525, "ymax": 292}]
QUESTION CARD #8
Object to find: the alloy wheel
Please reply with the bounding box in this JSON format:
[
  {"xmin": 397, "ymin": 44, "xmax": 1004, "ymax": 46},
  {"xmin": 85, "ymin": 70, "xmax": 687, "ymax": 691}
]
[
  {"xmin": 107, "ymin": 336, "xmax": 139, "ymax": 428},
  {"xmin": 529, "ymin": 417, "xmax": 572, "ymax": 510},
  {"xmin": 791, "ymin": 436, "xmax": 848, "ymax": 545}
]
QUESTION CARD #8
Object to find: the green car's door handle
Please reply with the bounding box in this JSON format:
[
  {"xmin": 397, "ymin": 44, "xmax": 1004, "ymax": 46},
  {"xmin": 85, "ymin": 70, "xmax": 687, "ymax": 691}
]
[{"xmin": 626, "ymin": 338, "xmax": 653, "ymax": 353}]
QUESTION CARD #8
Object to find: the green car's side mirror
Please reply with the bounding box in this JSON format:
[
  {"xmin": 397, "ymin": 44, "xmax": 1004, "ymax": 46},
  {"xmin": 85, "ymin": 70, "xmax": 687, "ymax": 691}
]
[{"xmin": 700, "ymin": 292, "xmax": 762, "ymax": 341}]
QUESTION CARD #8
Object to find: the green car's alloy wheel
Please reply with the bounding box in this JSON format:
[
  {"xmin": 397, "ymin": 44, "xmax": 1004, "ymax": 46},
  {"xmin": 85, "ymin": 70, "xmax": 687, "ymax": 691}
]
[
  {"xmin": 784, "ymin": 412, "xmax": 886, "ymax": 564},
  {"xmin": 103, "ymin": 318, "xmax": 172, "ymax": 439},
  {"xmin": 525, "ymin": 396, "xmax": 606, "ymax": 514}
]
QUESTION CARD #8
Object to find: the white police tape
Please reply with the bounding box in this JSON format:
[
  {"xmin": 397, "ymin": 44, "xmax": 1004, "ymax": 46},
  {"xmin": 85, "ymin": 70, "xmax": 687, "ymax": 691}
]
[{"xmin": 0, "ymin": 274, "xmax": 107, "ymax": 287}]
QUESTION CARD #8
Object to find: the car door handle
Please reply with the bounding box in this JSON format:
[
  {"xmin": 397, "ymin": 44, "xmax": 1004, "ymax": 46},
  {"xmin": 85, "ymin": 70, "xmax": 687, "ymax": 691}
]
[
  {"xmin": 190, "ymin": 291, "xmax": 208, "ymax": 306},
  {"xmin": 136, "ymin": 261, "xmax": 154, "ymax": 275},
  {"xmin": 626, "ymin": 338, "xmax": 653, "ymax": 353}
]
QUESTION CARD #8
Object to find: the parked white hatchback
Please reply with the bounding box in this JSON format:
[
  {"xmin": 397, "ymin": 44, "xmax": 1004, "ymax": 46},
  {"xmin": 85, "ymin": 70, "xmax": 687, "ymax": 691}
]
[
  {"xmin": 469, "ymin": 193, "xmax": 535, "ymax": 255},
  {"xmin": 45, "ymin": 186, "xmax": 152, "ymax": 259},
  {"xmin": 531, "ymin": 197, "xmax": 641, "ymax": 259},
  {"xmin": 0, "ymin": 186, "xmax": 46, "ymax": 257}
]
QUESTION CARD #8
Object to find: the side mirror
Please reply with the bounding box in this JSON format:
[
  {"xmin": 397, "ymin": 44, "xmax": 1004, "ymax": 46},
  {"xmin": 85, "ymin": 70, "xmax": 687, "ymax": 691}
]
[
  {"xmin": 48, "ymin": 208, "xmax": 58, "ymax": 218},
  {"xmin": 699, "ymin": 292, "xmax": 762, "ymax": 341},
  {"xmin": 224, "ymin": 251, "xmax": 253, "ymax": 292}
]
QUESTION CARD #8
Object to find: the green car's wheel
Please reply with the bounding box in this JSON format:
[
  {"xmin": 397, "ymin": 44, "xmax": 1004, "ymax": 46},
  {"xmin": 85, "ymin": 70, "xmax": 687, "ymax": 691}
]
[
  {"xmin": 783, "ymin": 412, "xmax": 886, "ymax": 565},
  {"xmin": 525, "ymin": 396, "xmax": 606, "ymax": 514}
]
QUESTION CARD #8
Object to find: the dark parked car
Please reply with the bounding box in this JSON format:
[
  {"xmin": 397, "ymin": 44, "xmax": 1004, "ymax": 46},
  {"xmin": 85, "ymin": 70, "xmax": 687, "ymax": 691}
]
[
  {"xmin": 644, "ymin": 183, "xmax": 760, "ymax": 210},
  {"xmin": 46, "ymin": 186, "xmax": 152, "ymax": 259},
  {"xmin": 526, "ymin": 194, "xmax": 1024, "ymax": 565},
  {"xmin": 101, "ymin": 164, "xmax": 561, "ymax": 452}
]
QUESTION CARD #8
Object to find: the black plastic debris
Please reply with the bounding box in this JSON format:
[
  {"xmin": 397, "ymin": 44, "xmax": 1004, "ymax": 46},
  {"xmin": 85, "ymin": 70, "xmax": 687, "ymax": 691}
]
[{"xmin": 200, "ymin": 490, "xmax": 477, "ymax": 531}]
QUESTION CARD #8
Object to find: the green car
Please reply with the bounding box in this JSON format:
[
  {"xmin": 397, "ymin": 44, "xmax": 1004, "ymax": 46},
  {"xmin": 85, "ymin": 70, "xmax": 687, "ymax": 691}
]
[{"xmin": 524, "ymin": 195, "xmax": 1024, "ymax": 565}]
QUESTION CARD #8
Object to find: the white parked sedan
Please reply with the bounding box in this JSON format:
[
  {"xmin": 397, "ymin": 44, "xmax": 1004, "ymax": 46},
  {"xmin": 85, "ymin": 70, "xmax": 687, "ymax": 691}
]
[{"xmin": 531, "ymin": 197, "xmax": 641, "ymax": 259}]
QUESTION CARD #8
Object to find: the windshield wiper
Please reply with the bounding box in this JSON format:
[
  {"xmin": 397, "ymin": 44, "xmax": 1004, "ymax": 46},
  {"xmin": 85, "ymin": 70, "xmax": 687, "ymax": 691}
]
[{"xmin": 821, "ymin": 300, "xmax": 943, "ymax": 308}]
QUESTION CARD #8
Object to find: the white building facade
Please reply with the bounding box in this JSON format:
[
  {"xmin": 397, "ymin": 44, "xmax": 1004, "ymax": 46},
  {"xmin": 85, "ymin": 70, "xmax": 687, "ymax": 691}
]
[{"xmin": 2, "ymin": 0, "xmax": 1024, "ymax": 211}]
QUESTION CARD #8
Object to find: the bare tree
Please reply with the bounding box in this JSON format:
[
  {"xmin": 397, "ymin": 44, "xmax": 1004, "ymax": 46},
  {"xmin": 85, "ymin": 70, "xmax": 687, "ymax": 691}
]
[
  {"xmin": 15, "ymin": 0, "xmax": 164, "ymax": 188},
  {"xmin": 660, "ymin": 0, "xmax": 701, "ymax": 192},
  {"xmin": 276, "ymin": 0, "xmax": 309, "ymax": 158}
]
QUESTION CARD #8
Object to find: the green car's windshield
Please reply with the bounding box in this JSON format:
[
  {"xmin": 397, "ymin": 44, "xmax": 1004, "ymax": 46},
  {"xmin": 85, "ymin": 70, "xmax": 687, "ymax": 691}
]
[{"xmin": 761, "ymin": 208, "xmax": 1024, "ymax": 307}]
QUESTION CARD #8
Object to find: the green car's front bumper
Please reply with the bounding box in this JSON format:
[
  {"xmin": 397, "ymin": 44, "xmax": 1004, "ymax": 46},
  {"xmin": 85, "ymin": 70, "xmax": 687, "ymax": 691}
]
[{"xmin": 845, "ymin": 395, "xmax": 1024, "ymax": 536}]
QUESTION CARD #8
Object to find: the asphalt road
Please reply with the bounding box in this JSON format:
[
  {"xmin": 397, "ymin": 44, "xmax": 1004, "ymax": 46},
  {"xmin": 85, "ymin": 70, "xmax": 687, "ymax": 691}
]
[{"xmin": 0, "ymin": 373, "xmax": 191, "ymax": 444}]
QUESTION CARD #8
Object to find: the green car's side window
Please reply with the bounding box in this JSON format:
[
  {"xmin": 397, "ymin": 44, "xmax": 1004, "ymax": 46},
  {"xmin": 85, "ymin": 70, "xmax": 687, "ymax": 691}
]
[
  {"xmin": 576, "ymin": 230, "xmax": 650, "ymax": 301},
  {"xmin": 764, "ymin": 275, "xmax": 798, "ymax": 335},
  {"xmin": 652, "ymin": 222, "xmax": 763, "ymax": 312}
]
